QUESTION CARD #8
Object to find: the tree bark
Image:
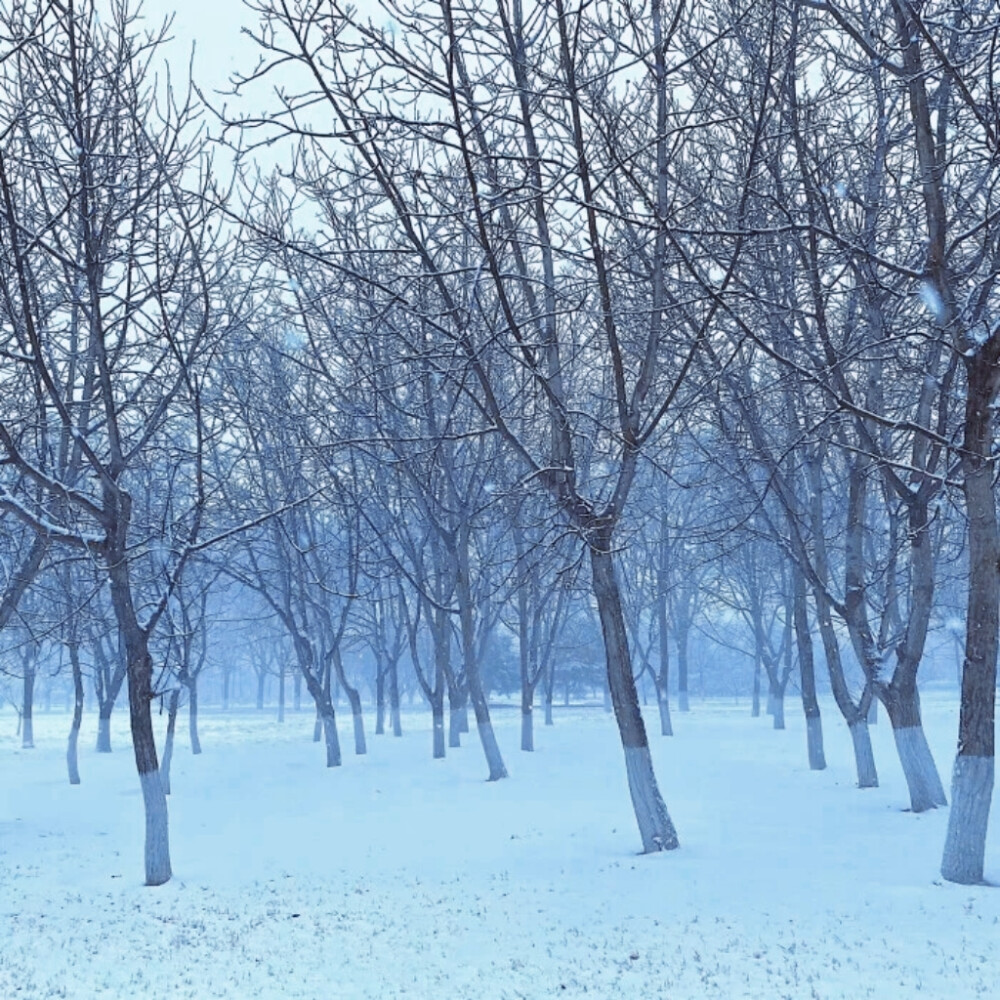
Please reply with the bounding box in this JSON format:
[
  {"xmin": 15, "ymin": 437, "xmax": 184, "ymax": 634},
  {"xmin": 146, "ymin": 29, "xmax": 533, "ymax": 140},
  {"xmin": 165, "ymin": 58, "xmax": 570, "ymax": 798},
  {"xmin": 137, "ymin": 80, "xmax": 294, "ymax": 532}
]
[
  {"xmin": 793, "ymin": 566, "xmax": 825, "ymax": 770},
  {"xmin": 66, "ymin": 643, "xmax": 84, "ymax": 785},
  {"xmin": 160, "ymin": 688, "xmax": 180, "ymax": 796},
  {"xmin": 590, "ymin": 542, "xmax": 678, "ymax": 852},
  {"xmin": 942, "ymin": 356, "xmax": 999, "ymax": 882},
  {"xmin": 882, "ymin": 684, "xmax": 946, "ymax": 812},
  {"xmin": 187, "ymin": 676, "xmax": 202, "ymax": 755},
  {"xmin": 21, "ymin": 665, "xmax": 34, "ymax": 749},
  {"xmin": 388, "ymin": 658, "xmax": 402, "ymax": 736}
]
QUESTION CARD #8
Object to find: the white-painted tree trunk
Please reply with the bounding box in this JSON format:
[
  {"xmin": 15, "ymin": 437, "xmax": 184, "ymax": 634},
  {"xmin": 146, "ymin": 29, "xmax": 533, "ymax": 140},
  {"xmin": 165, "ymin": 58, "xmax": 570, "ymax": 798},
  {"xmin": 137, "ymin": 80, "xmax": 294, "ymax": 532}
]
[
  {"xmin": 941, "ymin": 755, "xmax": 994, "ymax": 884},
  {"xmin": 806, "ymin": 715, "xmax": 825, "ymax": 771},
  {"xmin": 892, "ymin": 725, "xmax": 947, "ymax": 811},
  {"xmin": 656, "ymin": 691, "xmax": 673, "ymax": 737},
  {"xmin": 849, "ymin": 720, "xmax": 879, "ymax": 789},
  {"xmin": 322, "ymin": 710, "xmax": 342, "ymax": 768},
  {"xmin": 624, "ymin": 745, "xmax": 679, "ymax": 852},
  {"xmin": 432, "ymin": 703, "xmax": 446, "ymax": 759},
  {"xmin": 96, "ymin": 712, "xmax": 112, "ymax": 753}
]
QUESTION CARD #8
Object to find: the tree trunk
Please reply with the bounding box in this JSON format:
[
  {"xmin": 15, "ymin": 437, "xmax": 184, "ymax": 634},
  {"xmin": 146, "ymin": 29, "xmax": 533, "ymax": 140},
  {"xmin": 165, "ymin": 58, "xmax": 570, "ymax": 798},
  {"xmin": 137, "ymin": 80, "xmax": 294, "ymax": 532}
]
[
  {"xmin": 66, "ymin": 644, "xmax": 84, "ymax": 786},
  {"xmin": 590, "ymin": 543, "xmax": 678, "ymax": 852},
  {"xmin": 110, "ymin": 531, "xmax": 171, "ymax": 887},
  {"xmin": 772, "ymin": 685, "xmax": 785, "ymax": 730},
  {"xmin": 521, "ymin": 687, "xmax": 534, "ymax": 752},
  {"xmin": 543, "ymin": 657, "xmax": 555, "ymax": 726},
  {"xmin": 321, "ymin": 706, "xmax": 342, "ymax": 767},
  {"xmin": 388, "ymin": 659, "xmax": 402, "ymax": 736},
  {"xmin": 348, "ymin": 689, "xmax": 367, "ymax": 756},
  {"xmin": 942, "ymin": 362, "xmax": 998, "ymax": 882},
  {"xmin": 447, "ymin": 685, "xmax": 463, "ymax": 748},
  {"xmin": 431, "ymin": 694, "xmax": 446, "ymax": 759},
  {"xmin": 256, "ymin": 671, "xmax": 265, "ymax": 710},
  {"xmin": 294, "ymin": 669, "xmax": 302, "ymax": 711},
  {"xmin": 187, "ymin": 677, "xmax": 202, "ymax": 755},
  {"xmin": 455, "ymin": 531, "xmax": 506, "ymax": 780},
  {"xmin": 793, "ymin": 566, "xmax": 825, "ymax": 770},
  {"xmin": 160, "ymin": 688, "xmax": 180, "ymax": 796},
  {"xmin": 676, "ymin": 623, "xmax": 690, "ymax": 713},
  {"xmin": 21, "ymin": 667, "xmax": 34, "ymax": 749},
  {"xmin": 375, "ymin": 661, "xmax": 386, "ymax": 735},
  {"xmin": 883, "ymin": 685, "xmax": 946, "ymax": 812},
  {"xmin": 96, "ymin": 704, "xmax": 113, "ymax": 753},
  {"xmin": 222, "ymin": 667, "xmax": 230, "ymax": 711},
  {"xmin": 850, "ymin": 720, "xmax": 879, "ymax": 789},
  {"xmin": 751, "ymin": 652, "xmax": 761, "ymax": 718},
  {"xmin": 277, "ymin": 663, "xmax": 286, "ymax": 723},
  {"xmin": 655, "ymin": 679, "xmax": 673, "ymax": 737},
  {"xmin": 655, "ymin": 591, "xmax": 673, "ymax": 736}
]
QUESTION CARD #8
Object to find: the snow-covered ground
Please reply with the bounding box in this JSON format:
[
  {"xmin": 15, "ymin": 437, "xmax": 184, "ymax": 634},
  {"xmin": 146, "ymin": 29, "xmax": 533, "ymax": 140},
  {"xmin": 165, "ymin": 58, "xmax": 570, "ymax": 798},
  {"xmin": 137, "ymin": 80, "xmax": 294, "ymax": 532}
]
[{"xmin": 2, "ymin": 694, "xmax": 998, "ymax": 999}]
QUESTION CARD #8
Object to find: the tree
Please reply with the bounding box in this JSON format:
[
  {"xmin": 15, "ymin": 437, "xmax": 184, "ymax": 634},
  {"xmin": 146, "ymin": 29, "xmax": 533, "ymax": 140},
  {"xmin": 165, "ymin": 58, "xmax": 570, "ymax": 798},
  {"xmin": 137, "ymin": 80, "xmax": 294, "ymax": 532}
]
[{"xmin": 0, "ymin": 0, "xmax": 236, "ymax": 884}]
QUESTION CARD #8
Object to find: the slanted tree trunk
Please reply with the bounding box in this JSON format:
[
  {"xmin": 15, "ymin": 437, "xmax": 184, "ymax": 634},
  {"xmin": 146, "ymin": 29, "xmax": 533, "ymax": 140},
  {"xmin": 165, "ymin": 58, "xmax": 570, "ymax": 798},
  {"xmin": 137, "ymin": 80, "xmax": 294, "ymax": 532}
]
[
  {"xmin": 882, "ymin": 683, "xmax": 946, "ymax": 812},
  {"xmin": 590, "ymin": 540, "xmax": 678, "ymax": 852},
  {"xmin": 455, "ymin": 526, "xmax": 506, "ymax": 780},
  {"xmin": 816, "ymin": 600, "xmax": 878, "ymax": 789},
  {"xmin": 332, "ymin": 648, "xmax": 366, "ymax": 756},
  {"xmin": 160, "ymin": 688, "xmax": 180, "ymax": 796},
  {"xmin": 792, "ymin": 566, "xmax": 825, "ymax": 770},
  {"xmin": 66, "ymin": 642, "xmax": 84, "ymax": 785},
  {"xmin": 320, "ymin": 705, "xmax": 342, "ymax": 767}
]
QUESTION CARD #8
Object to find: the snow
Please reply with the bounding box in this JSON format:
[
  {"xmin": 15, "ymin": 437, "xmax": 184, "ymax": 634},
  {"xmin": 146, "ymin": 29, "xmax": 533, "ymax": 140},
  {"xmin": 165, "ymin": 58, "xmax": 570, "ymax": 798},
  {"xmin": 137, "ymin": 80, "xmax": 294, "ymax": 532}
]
[
  {"xmin": 918, "ymin": 281, "xmax": 946, "ymax": 324},
  {"xmin": 2, "ymin": 695, "xmax": 999, "ymax": 999}
]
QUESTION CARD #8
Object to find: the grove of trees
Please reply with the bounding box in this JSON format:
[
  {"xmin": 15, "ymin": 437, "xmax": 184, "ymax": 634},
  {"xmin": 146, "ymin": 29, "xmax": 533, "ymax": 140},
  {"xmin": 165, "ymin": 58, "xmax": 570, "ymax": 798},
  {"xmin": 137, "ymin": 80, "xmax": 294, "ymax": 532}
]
[{"xmin": 1, "ymin": 0, "xmax": 997, "ymax": 886}]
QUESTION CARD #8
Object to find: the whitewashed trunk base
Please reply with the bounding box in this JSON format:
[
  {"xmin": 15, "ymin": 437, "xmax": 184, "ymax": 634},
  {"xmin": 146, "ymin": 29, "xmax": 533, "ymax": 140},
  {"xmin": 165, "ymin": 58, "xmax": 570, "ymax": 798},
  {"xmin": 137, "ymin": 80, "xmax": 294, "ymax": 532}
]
[
  {"xmin": 477, "ymin": 720, "xmax": 508, "ymax": 781},
  {"xmin": 893, "ymin": 725, "xmax": 947, "ymax": 811},
  {"xmin": 432, "ymin": 712, "xmax": 445, "ymax": 759},
  {"xmin": 657, "ymin": 695, "xmax": 673, "ymax": 737},
  {"xmin": 849, "ymin": 721, "xmax": 879, "ymax": 789},
  {"xmin": 941, "ymin": 755, "xmax": 994, "ymax": 884},
  {"xmin": 352, "ymin": 711, "xmax": 366, "ymax": 756},
  {"xmin": 96, "ymin": 715, "xmax": 112, "ymax": 753},
  {"xmin": 521, "ymin": 708, "xmax": 534, "ymax": 752},
  {"xmin": 624, "ymin": 745, "xmax": 679, "ymax": 852},
  {"xmin": 322, "ymin": 714, "xmax": 342, "ymax": 768},
  {"xmin": 806, "ymin": 715, "xmax": 826, "ymax": 770},
  {"xmin": 139, "ymin": 770, "xmax": 171, "ymax": 886}
]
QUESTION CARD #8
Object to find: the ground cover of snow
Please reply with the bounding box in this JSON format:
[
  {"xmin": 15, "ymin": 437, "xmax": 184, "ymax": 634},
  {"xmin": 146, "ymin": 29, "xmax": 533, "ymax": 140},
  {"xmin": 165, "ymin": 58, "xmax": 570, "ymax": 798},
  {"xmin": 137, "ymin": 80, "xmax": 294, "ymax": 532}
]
[{"xmin": 1, "ymin": 693, "xmax": 998, "ymax": 999}]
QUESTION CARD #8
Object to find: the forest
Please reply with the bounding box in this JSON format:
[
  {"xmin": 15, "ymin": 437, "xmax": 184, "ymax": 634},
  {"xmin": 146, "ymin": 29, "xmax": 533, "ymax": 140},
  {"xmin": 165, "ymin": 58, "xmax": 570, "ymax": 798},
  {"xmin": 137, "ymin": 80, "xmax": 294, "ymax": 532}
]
[{"xmin": 1, "ymin": 2, "xmax": 999, "ymax": 993}]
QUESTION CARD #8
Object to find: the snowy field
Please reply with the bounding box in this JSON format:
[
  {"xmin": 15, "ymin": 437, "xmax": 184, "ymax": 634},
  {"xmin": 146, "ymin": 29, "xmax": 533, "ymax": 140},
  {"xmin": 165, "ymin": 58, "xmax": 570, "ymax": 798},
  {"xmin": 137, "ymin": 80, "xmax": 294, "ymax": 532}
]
[{"xmin": 2, "ymin": 695, "xmax": 998, "ymax": 1000}]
